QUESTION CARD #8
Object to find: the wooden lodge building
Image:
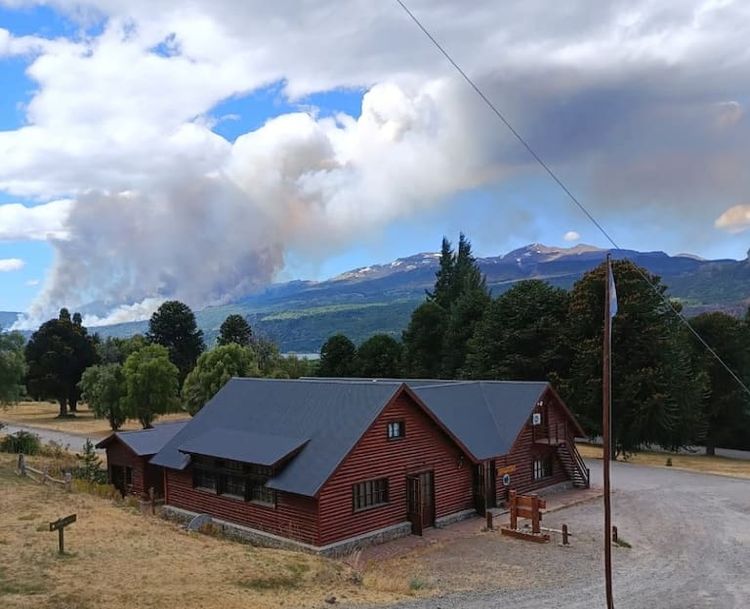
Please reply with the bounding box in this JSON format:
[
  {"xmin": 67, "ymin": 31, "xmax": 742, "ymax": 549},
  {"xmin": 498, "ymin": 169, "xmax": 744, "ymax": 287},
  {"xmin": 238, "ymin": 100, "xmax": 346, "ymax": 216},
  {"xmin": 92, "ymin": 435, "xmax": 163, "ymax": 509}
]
[{"xmin": 99, "ymin": 378, "xmax": 589, "ymax": 555}]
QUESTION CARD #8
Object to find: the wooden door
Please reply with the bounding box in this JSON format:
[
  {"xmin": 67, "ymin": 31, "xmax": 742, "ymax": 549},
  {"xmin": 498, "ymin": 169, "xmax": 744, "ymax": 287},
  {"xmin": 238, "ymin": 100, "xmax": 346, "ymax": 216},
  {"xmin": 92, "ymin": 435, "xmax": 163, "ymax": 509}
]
[
  {"xmin": 419, "ymin": 471, "xmax": 435, "ymax": 529},
  {"xmin": 110, "ymin": 465, "xmax": 126, "ymax": 496},
  {"xmin": 473, "ymin": 463, "xmax": 486, "ymax": 515},
  {"xmin": 407, "ymin": 475, "xmax": 423, "ymax": 535}
]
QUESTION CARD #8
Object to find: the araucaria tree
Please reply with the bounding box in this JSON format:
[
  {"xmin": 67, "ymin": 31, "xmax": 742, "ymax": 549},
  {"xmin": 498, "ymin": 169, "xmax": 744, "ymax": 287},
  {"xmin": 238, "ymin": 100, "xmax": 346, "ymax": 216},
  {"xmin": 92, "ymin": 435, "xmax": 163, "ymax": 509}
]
[
  {"xmin": 25, "ymin": 309, "xmax": 98, "ymax": 417},
  {"xmin": 182, "ymin": 344, "xmax": 260, "ymax": 415},
  {"xmin": 317, "ymin": 334, "xmax": 357, "ymax": 377},
  {"xmin": 688, "ymin": 312, "xmax": 750, "ymax": 455},
  {"xmin": 79, "ymin": 364, "xmax": 128, "ymax": 430},
  {"xmin": 123, "ymin": 345, "xmax": 179, "ymax": 428},
  {"xmin": 147, "ymin": 301, "xmax": 205, "ymax": 384},
  {"xmin": 563, "ymin": 260, "xmax": 702, "ymax": 455},
  {"xmin": 217, "ymin": 314, "xmax": 253, "ymax": 347},
  {"xmin": 0, "ymin": 331, "xmax": 26, "ymax": 405},
  {"xmin": 464, "ymin": 280, "xmax": 570, "ymax": 381}
]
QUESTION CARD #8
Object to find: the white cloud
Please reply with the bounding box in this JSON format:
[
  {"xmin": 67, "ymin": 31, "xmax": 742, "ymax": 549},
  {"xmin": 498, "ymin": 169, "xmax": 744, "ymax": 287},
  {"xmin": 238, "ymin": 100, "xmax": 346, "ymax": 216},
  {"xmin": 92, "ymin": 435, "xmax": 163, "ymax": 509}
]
[
  {"xmin": 563, "ymin": 230, "xmax": 581, "ymax": 242},
  {"xmin": 0, "ymin": 200, "xmax": 73, "ymax": 241},
  {"xmin": 25, "ymin": 278, "xmax": 40, "ymax": 286},
  {"xmin": 0, "ymin": 258, "xmax": 25, "ymax": 272},
  {"xmin": 1, "ymin": 1, "xmax": 750, "ymax": 323},
  {"xmin": 715, "ymin": 204, "xmax": 750, "ymax": 234}
]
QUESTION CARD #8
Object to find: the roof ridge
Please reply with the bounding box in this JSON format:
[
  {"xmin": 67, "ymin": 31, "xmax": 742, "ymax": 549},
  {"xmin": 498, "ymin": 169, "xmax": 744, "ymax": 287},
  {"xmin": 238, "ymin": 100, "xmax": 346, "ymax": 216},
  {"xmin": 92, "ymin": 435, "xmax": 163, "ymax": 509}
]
[{"xmin": 478, "ymin": 382, "xmax": 505, "ymax": 443}]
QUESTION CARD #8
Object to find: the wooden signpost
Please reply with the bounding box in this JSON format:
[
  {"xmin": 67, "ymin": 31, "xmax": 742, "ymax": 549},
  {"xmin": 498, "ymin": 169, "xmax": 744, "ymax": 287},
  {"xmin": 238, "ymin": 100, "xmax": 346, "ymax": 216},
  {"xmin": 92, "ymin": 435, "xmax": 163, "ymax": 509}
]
[
  {"xmin": 49, "ymin": 514, "xmax": 76, "ymax": 554},
  {"xmin": 501, "ymin": 491, "xmax": 550, "ymax": 543}
]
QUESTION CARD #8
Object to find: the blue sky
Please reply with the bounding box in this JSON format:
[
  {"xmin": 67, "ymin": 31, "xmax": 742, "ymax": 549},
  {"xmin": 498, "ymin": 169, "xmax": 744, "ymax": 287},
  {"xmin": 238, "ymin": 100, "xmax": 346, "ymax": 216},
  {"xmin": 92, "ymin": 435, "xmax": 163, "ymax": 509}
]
[{"xmin": 1, "ymin": 1, "xmax": 749, "ymax": 319}]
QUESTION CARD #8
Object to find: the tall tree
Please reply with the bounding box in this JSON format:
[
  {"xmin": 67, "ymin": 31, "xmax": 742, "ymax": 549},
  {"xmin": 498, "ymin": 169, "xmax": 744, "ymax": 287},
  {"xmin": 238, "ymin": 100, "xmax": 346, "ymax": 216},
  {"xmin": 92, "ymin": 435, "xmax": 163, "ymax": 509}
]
[
  {"xmin": 439, "ymin": 234, "xmax": 490, "ymax": 377},
  {"xmin": 182, "ymin": 344, "xmax": 260, "ymax": 415},
  {"xmin": 147, "ymin": 301, "xmax": 205, "ymax": 384},
  {"xmin": 79, "ymin": 364, "xmax": 128, "ymax": 430},
  {"xmin": 0, "ymin": 331, "xmax": 26, "ymax": 405},
  {"xmin": 464, "ymin": 280, "xmax": 570, "ymax": 381},
  {"xmin": 123, "ymin": 345, "xmax": 179, "ymax": 428},
  {"xmin": 25, "ymin": 309, "xmax": 98, "ymax": 417},
  {"xmin": 427, "ymin": 237, "xmax": 455, "ymax": 308},
  {"xmin": 402, "ymin": 301, "xmax": 447, "ymax": 378},
  {"xmin": 564, "ymin": 260, "xmax": 702, "ymax": 455},
  {"xmin": 317, "ymin": 334, "xmax": 357, "ymax": 377},
  {"xmin": 689, "ymin": 312, "xmax": 750, "ymax": 454},
  {"xmin": 217, "ymin": 314, "xmax": 253, "ymax": 347},
  {"xmin": 356, "ymin": 335, "xmax": 403, "ymax": 378}
]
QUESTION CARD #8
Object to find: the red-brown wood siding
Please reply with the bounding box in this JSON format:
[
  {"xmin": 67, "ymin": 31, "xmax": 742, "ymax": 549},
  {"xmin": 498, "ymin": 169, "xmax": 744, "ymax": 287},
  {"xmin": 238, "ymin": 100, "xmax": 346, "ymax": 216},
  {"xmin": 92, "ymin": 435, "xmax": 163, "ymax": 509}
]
[
  {"xmin": 164, "ymin": 469, "xmax": 319, "ymax": 545},
  {"xmin": 104, "ymin": 441, "xmax": 150, "ymax": 497},
  {"xmin": 494, "ymin": 390, "xmax": 575, "ymax": 504},
  {"xmin": 317, "ymin": 391, "xmax": 474, "ymax": 546}
]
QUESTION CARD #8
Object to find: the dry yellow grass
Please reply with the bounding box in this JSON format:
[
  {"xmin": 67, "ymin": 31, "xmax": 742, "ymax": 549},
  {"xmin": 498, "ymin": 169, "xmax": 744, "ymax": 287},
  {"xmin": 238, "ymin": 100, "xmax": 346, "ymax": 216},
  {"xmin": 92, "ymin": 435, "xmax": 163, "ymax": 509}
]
[
  {"xmin": 576, "ymin": 442, "xmax": 750, "ymax": 479},
  {"xmin": 0, "ymin": 401, "xmax": 189, "ymax": 439},
  {"xmin": 0, "ymin": 454, "xmax": 433, "ymax": 609}
]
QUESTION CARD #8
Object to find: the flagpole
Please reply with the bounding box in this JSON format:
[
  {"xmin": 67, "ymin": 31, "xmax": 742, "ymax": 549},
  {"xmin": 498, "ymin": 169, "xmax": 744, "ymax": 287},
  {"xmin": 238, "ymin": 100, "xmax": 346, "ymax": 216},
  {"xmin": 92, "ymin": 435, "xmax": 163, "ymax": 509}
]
[{"xmin": 603, "ymin": 254, "xmax": 614, "ymax": 609}]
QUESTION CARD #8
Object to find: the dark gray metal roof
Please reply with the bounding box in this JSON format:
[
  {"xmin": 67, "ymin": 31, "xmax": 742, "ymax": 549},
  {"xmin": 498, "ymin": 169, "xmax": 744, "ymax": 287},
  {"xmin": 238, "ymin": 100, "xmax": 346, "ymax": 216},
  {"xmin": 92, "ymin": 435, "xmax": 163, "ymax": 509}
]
[
  {"xmin": 178, "ymin": 428, "xmax": 308, "ymax": 467},
  {"xmin": 151, "ymin": 378, "xmax": 401, "ymax": 496},
  {"xmin": 96, "ymin": 421, "xmax": 188, "ymax": 456},
  {"xmin": 150, "ymin": 378, "xmax": 552, "ymax": 497},
  {"xmin": 410, "ymin": 381, "xmax": 548, "ymax": 460}
]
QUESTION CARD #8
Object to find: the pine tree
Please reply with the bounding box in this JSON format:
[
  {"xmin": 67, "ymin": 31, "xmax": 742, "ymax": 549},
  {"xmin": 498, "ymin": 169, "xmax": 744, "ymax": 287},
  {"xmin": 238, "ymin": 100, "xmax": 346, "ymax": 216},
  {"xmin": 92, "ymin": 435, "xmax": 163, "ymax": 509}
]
[{"xmin": 427, "ymin": 237, "xmax": 455, "ymax": 309}]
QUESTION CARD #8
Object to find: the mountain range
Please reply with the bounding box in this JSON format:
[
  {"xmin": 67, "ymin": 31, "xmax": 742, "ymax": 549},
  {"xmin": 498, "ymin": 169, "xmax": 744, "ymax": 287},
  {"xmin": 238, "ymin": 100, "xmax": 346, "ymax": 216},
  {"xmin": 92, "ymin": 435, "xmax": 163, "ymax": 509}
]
[{"xmin": 3, "ymin": 243, "xmax": 749, "ymax": 353}]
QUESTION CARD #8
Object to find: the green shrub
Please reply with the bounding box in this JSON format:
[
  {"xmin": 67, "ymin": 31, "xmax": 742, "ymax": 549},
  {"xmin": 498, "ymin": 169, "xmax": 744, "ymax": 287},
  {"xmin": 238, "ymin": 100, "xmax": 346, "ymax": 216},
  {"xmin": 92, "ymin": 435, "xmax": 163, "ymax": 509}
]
[{"xmin": 0, "ymin": 431, "xmax": 41, "ymax": 455}]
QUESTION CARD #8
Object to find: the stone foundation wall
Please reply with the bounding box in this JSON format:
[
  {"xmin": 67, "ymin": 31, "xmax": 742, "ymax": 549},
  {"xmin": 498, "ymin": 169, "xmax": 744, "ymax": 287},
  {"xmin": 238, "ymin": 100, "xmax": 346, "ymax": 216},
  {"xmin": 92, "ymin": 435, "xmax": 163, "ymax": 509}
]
[{"xmin": 161, "ymin": 505, "xmax": 413, "ymax": 557}]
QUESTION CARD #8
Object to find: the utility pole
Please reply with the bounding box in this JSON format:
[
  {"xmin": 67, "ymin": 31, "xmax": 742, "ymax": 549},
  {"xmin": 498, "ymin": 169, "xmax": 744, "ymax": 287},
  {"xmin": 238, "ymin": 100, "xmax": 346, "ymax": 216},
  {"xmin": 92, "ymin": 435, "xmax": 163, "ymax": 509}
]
[{"xmin": 603, "ymin": 254, "xmax": 615, "ymax": 609}]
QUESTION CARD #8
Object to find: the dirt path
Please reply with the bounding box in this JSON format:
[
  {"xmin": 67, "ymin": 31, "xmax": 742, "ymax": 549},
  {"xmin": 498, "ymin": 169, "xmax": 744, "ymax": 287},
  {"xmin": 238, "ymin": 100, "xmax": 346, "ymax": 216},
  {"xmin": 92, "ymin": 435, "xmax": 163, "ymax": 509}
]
[
  {"xmin": 0, "ymin": 423, "xmax": 93, "ymax": 453},
  {"xmin": 356, "ymin": 461, "xmax": 750, "ymax": 609}
]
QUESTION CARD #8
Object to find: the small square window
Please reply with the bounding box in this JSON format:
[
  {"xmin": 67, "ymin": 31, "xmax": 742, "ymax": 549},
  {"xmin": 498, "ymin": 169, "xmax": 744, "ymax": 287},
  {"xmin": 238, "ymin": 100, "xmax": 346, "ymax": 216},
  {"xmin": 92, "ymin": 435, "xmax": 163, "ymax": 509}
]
[{"xmin": 387, "ymin": 421, "xmax": 405, "ymax": 439}]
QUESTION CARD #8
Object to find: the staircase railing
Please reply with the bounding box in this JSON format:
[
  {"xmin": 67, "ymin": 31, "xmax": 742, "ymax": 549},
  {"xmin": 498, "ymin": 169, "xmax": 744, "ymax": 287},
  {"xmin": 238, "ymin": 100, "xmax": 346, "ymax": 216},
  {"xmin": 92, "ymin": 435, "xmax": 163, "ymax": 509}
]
[{"xmin": 563, "ymin": 441, "xmax": 590, "ymax": 488}]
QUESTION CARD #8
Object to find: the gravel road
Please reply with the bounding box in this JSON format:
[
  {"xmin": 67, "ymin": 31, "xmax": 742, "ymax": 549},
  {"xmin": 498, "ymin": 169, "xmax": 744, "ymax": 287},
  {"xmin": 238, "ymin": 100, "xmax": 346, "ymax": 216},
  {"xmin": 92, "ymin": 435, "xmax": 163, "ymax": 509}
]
[
  {"xmin": 363, "ymin": 461, "xmax": 750, "ymax": 609},
  {"xmin": 0, "ymin": 423, "xmax": 93, "ymax": 453}
]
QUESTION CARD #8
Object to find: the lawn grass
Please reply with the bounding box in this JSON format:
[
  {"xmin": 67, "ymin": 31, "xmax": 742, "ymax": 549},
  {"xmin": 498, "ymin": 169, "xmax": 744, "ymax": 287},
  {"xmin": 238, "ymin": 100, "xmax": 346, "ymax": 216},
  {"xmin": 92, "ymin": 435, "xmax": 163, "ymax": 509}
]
[
  {"xmin": 576, "ymin": 443, "xmax": 750, "ymax": 479},
  {"xmin": 0, "ymin": 454, "xmax": 423, "ymax": 609},
  {"xmin": 0, "ymin": 402, "xmax": 189, "ymax": 439}
]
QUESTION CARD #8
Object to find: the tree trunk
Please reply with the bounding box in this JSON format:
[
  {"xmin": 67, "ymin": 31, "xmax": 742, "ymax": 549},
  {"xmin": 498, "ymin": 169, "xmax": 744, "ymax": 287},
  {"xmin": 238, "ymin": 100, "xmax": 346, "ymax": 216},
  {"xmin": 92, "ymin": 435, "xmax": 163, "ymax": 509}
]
[
  {"xmin": 58, "ymin": 397, "xmax": 68, "ymax": 418},
  {"xmin": 705, "ymin": 439, "xmax": 716, "ymax": 456},
  {"xmin": 69, "ymin": 398, "xmax": 78, "ymax": 413}
]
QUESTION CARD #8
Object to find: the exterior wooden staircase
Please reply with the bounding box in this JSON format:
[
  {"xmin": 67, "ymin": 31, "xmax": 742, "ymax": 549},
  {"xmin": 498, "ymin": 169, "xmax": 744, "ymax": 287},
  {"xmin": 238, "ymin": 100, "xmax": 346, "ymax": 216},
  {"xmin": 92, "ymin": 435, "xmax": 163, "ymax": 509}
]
[{"xmin": 557, "ymin": 441, "xmax": 590, "ymax": 488}]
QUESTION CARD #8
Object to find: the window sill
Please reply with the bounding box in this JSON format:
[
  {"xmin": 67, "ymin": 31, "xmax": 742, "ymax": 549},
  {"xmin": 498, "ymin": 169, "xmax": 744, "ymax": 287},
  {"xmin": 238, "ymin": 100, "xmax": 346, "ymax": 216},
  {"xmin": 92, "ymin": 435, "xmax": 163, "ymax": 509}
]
[
  {"xmin": 194, "ymin": 486, "xmax": 218, "ymax": 494},
  {"xmin": 250, "ymin": 500, "xmax": 276, "ymax": 509},
  {"xmin": 353, "ymin": 501, "xmax": 389, "ymax": 514}
]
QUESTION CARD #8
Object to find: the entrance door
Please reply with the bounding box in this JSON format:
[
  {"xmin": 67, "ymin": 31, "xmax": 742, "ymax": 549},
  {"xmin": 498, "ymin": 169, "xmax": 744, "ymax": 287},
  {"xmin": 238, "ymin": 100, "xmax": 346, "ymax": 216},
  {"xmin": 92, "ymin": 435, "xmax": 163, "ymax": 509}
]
[
  {"xmin": 407, "ymin": 471, "xmax": 435, "ymax": 535},
  {"xmin": 110, "ymin": 465, "xmax": 126, "ymax": 496},
  {"xmin": 473, "ymin": 462, "xmax": 497, "ymax": 514}
]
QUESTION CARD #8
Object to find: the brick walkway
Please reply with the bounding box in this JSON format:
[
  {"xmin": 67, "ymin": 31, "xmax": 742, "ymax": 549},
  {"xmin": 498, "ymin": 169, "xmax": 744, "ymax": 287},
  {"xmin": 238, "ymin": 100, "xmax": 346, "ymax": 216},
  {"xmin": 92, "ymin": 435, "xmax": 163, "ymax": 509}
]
[{"xmin": 347, "ymin": 485, "xmax": 602, "ymax": 567}]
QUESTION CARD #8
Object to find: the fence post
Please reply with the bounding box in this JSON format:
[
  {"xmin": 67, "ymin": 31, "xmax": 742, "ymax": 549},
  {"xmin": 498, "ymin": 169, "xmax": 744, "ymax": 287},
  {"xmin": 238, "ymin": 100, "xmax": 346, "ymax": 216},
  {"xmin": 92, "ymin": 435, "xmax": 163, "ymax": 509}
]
[
  {"xmin": 486, "ymin": 510, "xmax": 493, "ymax": 531},
  {"xmin": 17, "ymin": 453, "xmax": 26, "ymax": 476},
  {"xmin": 149, "ymin": 487, "xmax": 155, "ymax": 515},
  {"xmin": 64, "ymin": 471, "xmax": 72, "ymax": 492},
  {"xmin": 509, "ymin": 490, "xmax": 517, "ymax": 530},
  {"xmin": 42, "ymin": 465, "xmax": 49, "ymax": 485},
  {"xmin": 531, "ymin": 495, "xmax": 541, "ymax": 534},
  {"xmin": 562, "ymin": 524, "xmax": 569, "ymax": 546},
  {"xmin": 612, "ymin": 525, "xmax": 618, "ymax": 544}
]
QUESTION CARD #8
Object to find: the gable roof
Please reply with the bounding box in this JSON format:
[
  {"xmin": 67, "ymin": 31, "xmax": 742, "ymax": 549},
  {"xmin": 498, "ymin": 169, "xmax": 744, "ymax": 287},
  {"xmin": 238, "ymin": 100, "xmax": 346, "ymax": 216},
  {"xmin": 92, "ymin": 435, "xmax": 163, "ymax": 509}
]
[
  {"xmin": 96, "ymin": 421, "xmax": 188, "ymax": 456},
  {"xmin": 410, "ymin": 381, "xmax": 548, "ymax": 460},
  {"xmin": 151, "ymin": 377, "xmax": 582, "ymax": 498},
  {"xmin": 151, "ymin": 378, "xmax": 402, "ymax": 497}
]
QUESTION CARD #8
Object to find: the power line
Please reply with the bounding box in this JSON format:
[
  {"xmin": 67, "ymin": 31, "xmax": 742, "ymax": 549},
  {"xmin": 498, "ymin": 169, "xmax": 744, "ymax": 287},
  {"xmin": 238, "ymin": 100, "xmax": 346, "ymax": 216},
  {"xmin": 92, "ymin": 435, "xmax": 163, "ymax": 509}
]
[{"xmin": 394, "ymin": 0, "xmax": 750, "ymax": 397}]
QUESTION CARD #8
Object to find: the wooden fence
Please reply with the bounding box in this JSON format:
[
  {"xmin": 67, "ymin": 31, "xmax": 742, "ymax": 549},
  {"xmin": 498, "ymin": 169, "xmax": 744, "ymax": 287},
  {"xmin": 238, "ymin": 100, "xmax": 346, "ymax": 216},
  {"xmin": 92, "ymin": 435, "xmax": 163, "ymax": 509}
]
[{"xmin": 16, "ymin": 453, "xmax": 72, "ymax": 491}]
